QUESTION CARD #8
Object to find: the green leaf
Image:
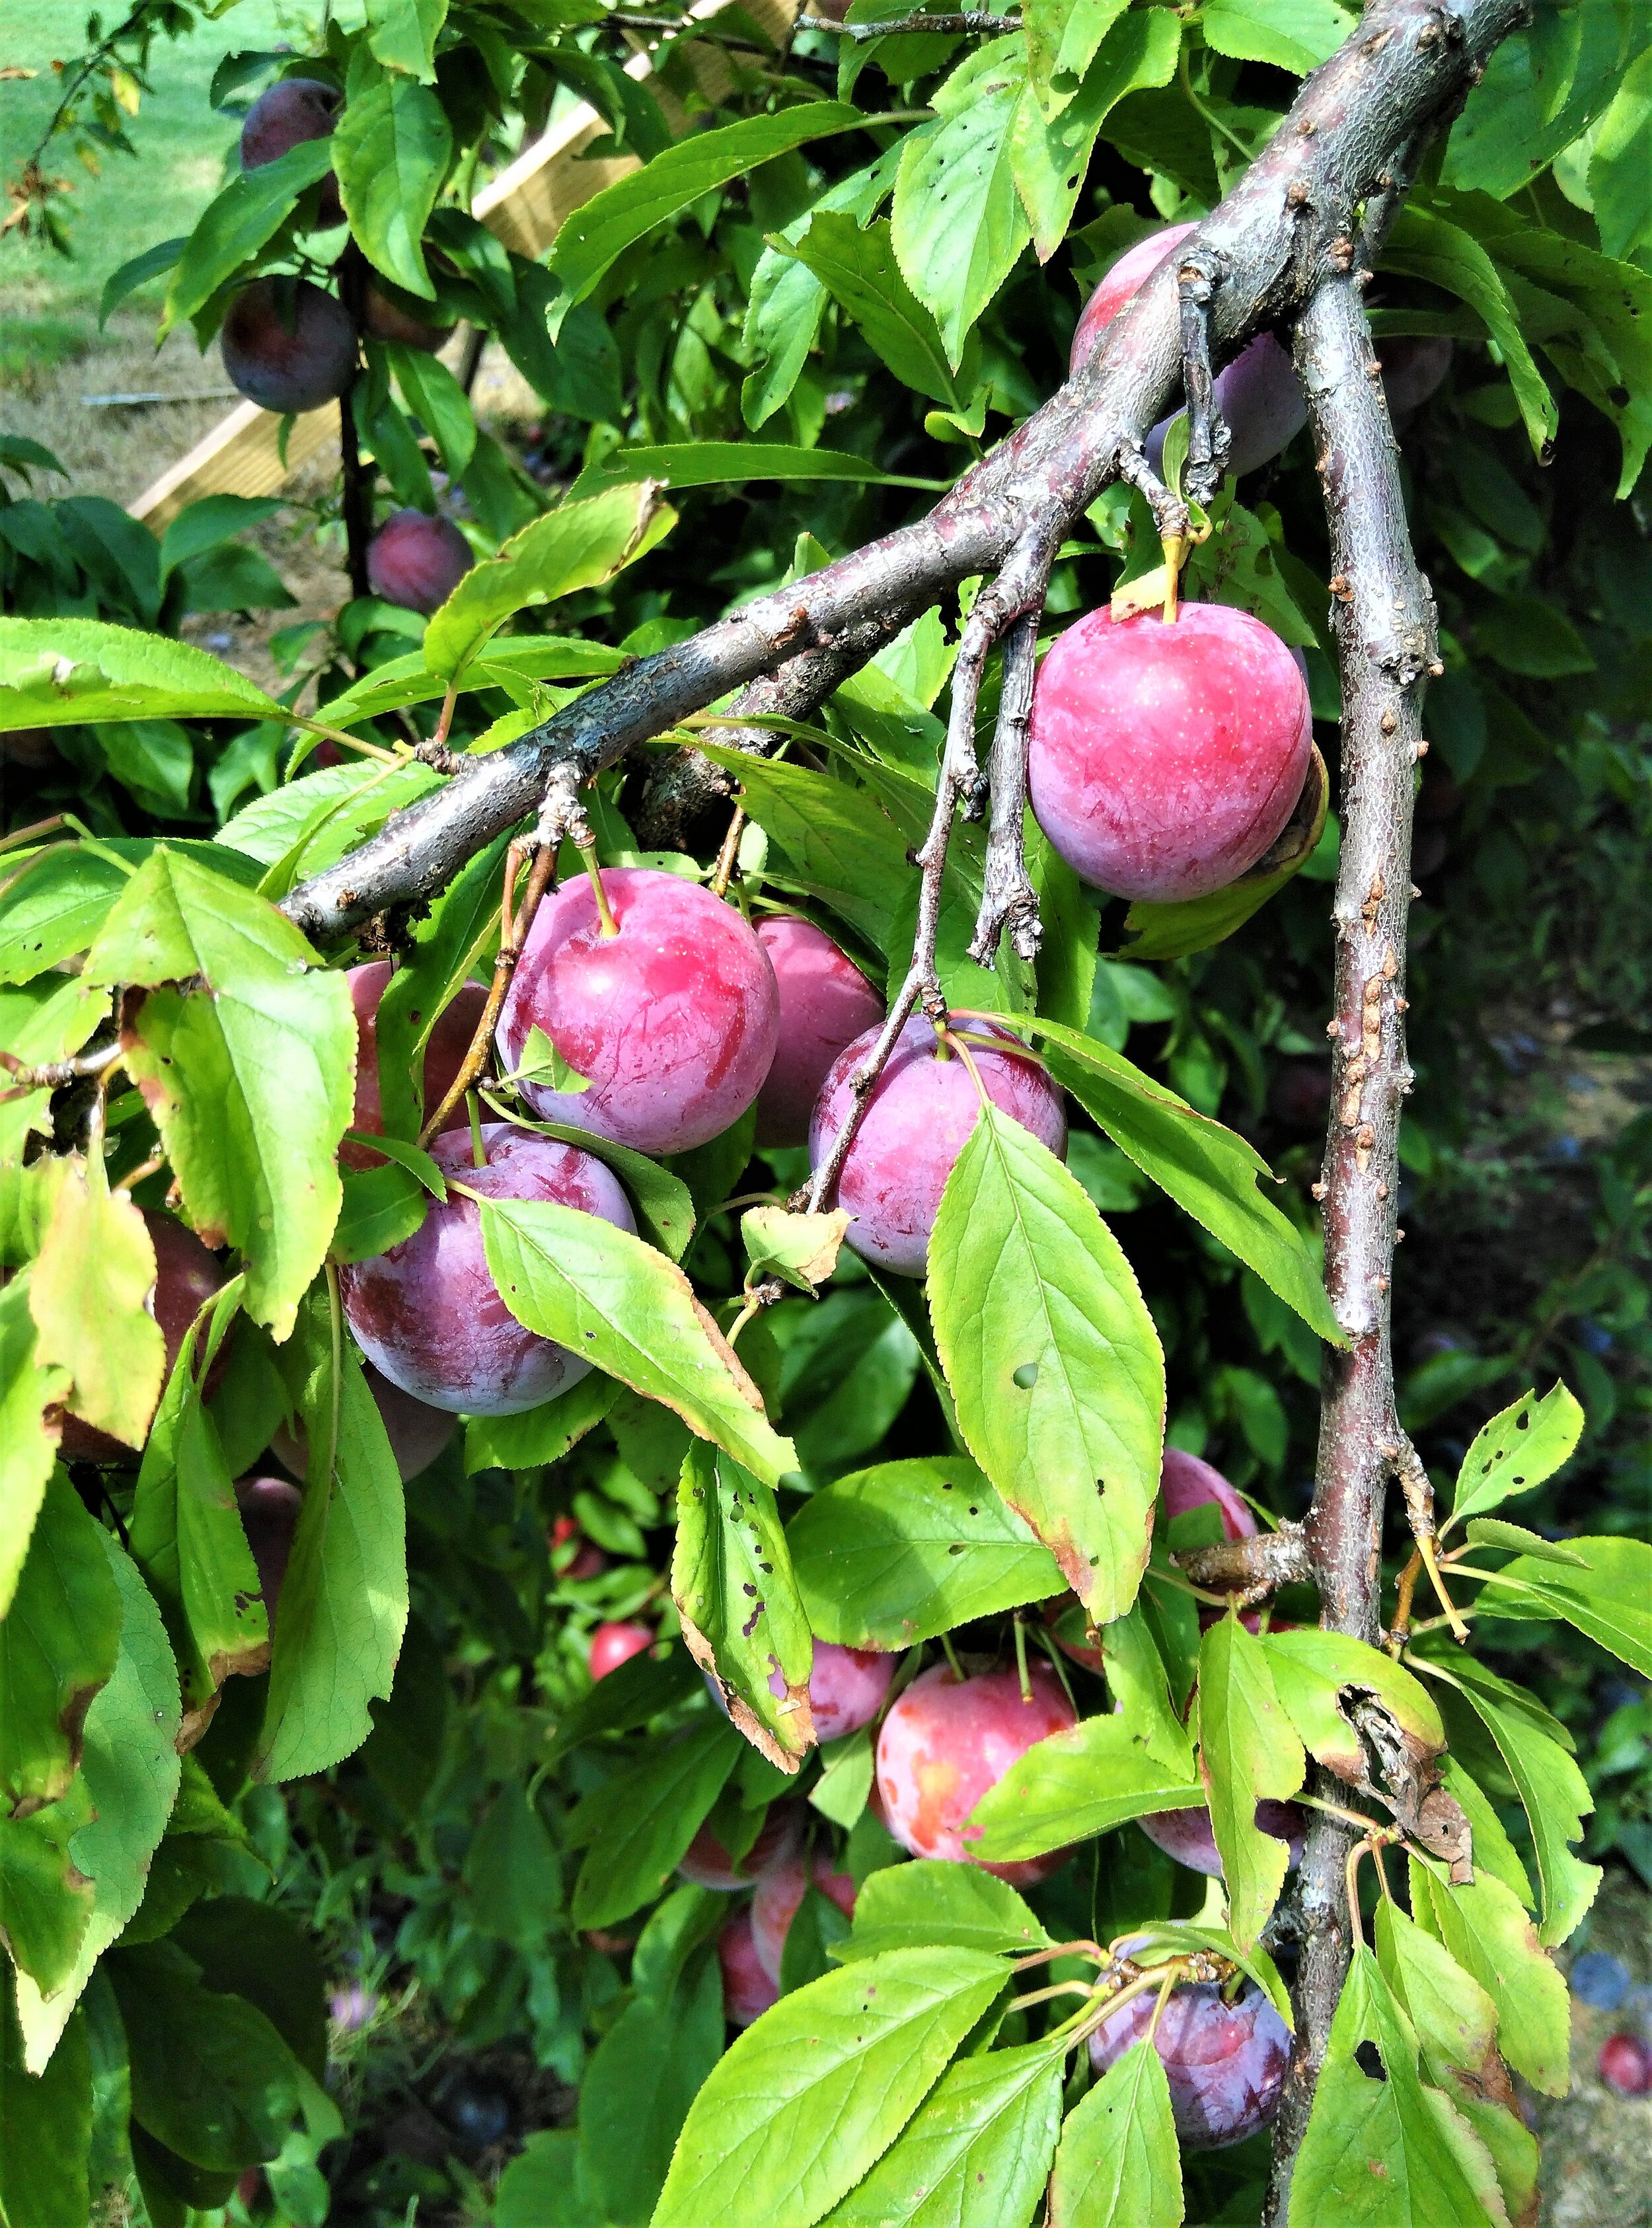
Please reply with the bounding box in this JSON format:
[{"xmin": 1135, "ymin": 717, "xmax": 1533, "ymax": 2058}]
[
  {"xmin": 838, "ymin": 1860, "xmax": 1052, "ymax": 1961},
  {"xmin": 424, "ymin": 482, "xmax": 673, "ymax": 680},
  {"xmin": 1461, "ymin": 1518, "xmax": 1589, "ymax": 1565},
  {"xmin": 334, "ymin": 58, "xmax": 451, "ymax": 297},
  {"xmin": 700, "ymin": 749, "xmax": 911, "ymax": 951},
  {"xmin": 495, "ymin": 2131, "xmax": 596, "ymax": 2228},
  {"xmin": 1437, "ymin": 1756, "xmax": 1533, "ymax": 1910},
  {"xmin": 1, "ymin": 1988, "xmax": 90, "ymax": 2228},
  {"xmin": 170, "ymin": 1896, "xmax": 328, "ymax": 2086},
  {"xmin": 1030, "ymin": 1019, "xmax": 1345, "ymax": 1345},
  {"xmin": 1010, "ymin": 9, "xmax": 1180, "ymax": 258},
  {"xmin": 580, "ymin": 1938, "xmax": 724, "ymax": 2224},
  {"xmin": 100, "ymin": 236, "xmax": 186, "ymax": 326},
  {"xmin": 108, "ymin": 1939, "xmax": 303, "ymax": 2171},
  {"xmin": 965, "ymin": 1709, "xmax": 1203, "ymax": 1864},
  {"xmin": 811, "ymin": 1728, "xmax": 875, "ymax": 1830},
  {"xmin": 1476, "ymin": 1535, "xmax": 1652, "ymax": 1677},
  {"xmin": 1382, "ymin": 206, "xmax": 1558, "ymax": 460},
  {"xmin": 1201, "ymin": 0, "xmax": 1355, "ymax": 74},
  {"xmin": 372, "ymin": 831, "xmax": 511, "ymax": 1138},
  {"xmin": 1590, "ymin": 47, "xmax": 1652, "ymax": 260},
  {"xmin": 1407, "ymin": 1859, "xmax": 1567, "ymax": 2096},
  {"xmin": 0, "ymin": 1274, "xmax": 72, "ymax": 1619},
  {"xmin": 487, "ymin": 1103, "xmax": 696, "ymax": 1261},
  {"xmin": 254, "ymin": 1298, "xmax": 408, "ymax": 1783},
  {"xmin": 1445, "ymin": 0, "xmax": 1647, "ymax": 202},
  {"xmin": 1428, "ymin": 1658, "xmax": 1598, "ymax": 1946},
  {"xmin": 929, "ymin": 1102, "xmax": 1164, "ymax": 1622},
  {"xmin": 654, "ymin": 1947, "xmax": 1008, "ymax": 2228},
  {"xmin": 1098, "ymin": 1606, "xmax": 1193, "ymax": 1775},
  {"xmin": 778, "ymin": 215, "xmax": 969, "ymax": 409},
  {"xmin": 0, "ymin": 1771, "xmax": 94, "ymax": 1998},
  {"xmin": 566, "ymin": 1718, "xmax": 742, "ymax": 1928},
  {"xmin": 1024, "ymin": 0, "xmax": 1127, "ymax": 120},
  {"xmin": 742, "ymin": 147, "xmax": 903, "ymax": 429},
  {"xmin": 159, "ymin": 494, "xmax": 286, "ymax": 582},
  {"xmin": 572, "ymin": 439, "xmax": 940, "ymax": 499},
  {"xmin": 787, "ymin": 1456, "xmax": 1063, "ymax": 1650},
  {"xmin": 541, "ymin": 1639, "xmax": 700, "ymax": 1767},
  {"xmin": 1198, "ymin": 1618, "xmax": 1305, "ymax": 1949},
  {"xmin": 29, "ymin": 1153, "xmax": 165, "ymax": 1449},
  {"xmin": 385, "ymin": 342, "xmax": 476, "ymax": 475},
  {"xmin": 1375, "ymin": 1900, "xmax": 1540, "ymax": 2228},
  {"xmin": 548, "ymin": 104, "xmax": 864, "ymax": 335},
  {"xmin": 0, "ymin": 1470, "xmax": 122, "ymax": 1814},
  {"xmin": 463, "ymin": 1778, "xmax": 562, "ymax": 1950},
  {"xmin": 673, "ymin": 1442, "xmax": 814, "ymax": 1770},
  {"xmin": 1048, "ymin": 2038, "xmax": 1183, "ymax": 2228},
  {"xmin": 129, "ymin": 1279, "xmax": 269, "ymax": 1713},
  {"xmin": 0, "ymin": 618, "xmax": 286, "ymax": 729},
  {"xmin": 163, "ymin": 141, "xmax": 336, "ymax": 333},
  {"xmin": 219, "ymin": 759, "xmax": 441, "ymax": 878},
  {"xmin": 13, "ymin": 1537, "xmax": 182, "ymax": 2074},
  {"xmin": 892, "ymin": 45, "xmax": 1032, "ymax": 366},
  {"xmin": 478, "ymin": 1197, "xmax": 797, "ymax": 1486},
  {"xmin": 331, "ymin": 1162, "xmax": 428, "ymax": 1265},
  {"xmin": 464, "ymin": 1368, "xmax": 617, "ymax": 1475},
  {"xmin": 85, "ymin": 848, "xmax": 355, "ymax": 1341},
  {"xmin": 820, "ymin": 2038, "xmax": 1063, "ymax": 2227},
  {"xmin": 1287, "ymin": 1945, "xmax": 1505, "ymax": 2228},
  {"xmin": 365, "ymin": 0, "xmax": 449, "ymax": 79},
  {"xmin": 1445, "ymin": 1382, "xmax": 1583, "ymax": 1528},
  {"xmin": 1262, "ymin": 1628, "xmax": 1444, "ymax": 1784}
]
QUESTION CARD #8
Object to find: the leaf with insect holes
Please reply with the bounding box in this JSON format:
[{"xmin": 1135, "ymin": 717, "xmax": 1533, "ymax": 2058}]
[
  {"xmin": 1048, "ymin": 2038, "xmax": 1183, "ymax": 2228},
  {"xmin": 654, "ymin": 1949, "xmax": 1008, "ymax": 2228},
  {"xmin": 741, "ymin": 1207, "xmax": 850, "ymax": 1296},
  {"xmin": 929, "ymin": 1103, "xmax": 1164, "ymax": 1623},
  {"xmin": 1375, "ymin": 1900, "xmax": 1540, "ymax": 2228},
  {"xmin": 1288, "ymin": 1945, "xmax": 1507, "ymax": 2227},
  {"xmin": 28, "ymin": 1154, "xmax": 165, "ymax": 1450},
  {"xmin": 672, "ymin": 1442, "xmax": 814, "ymax": 1771},
  {"xmin": 1446, "ymin": 1383, "xmax": 1584, "ymax": 1528},
  {"xmin": 1198, "ymin": 1618, "xmax": 1306, "ymax": 1950},
  {"xmin": 786, "ymin": 1456, "xmax": 1064, "ymax": 1651},
  {"xmin": 1261, "ymin": 1628, "xmax": 1443, "ymax": 1784}
]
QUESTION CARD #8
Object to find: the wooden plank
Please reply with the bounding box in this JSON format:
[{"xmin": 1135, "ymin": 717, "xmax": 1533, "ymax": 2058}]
[{"xmin": 130, "ymin": 0, "xmax": 797, "ymax": 528}]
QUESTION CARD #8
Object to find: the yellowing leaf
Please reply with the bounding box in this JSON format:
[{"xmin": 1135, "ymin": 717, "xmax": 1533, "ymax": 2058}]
[{"xmin": 29, "ymin": 1156, "xmax": 164, "ymax": 1449}]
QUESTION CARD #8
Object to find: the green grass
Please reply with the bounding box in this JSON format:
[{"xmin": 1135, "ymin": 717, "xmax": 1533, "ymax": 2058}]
[{"xmin": 0, "ymin": 0, "xmax": 365, "ymax": 328}]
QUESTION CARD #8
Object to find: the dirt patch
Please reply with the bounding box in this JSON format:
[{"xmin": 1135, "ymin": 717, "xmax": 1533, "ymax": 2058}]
[{"xmin": 1531, "ymin": 1870, "xmax": 1652, "ymax": 2226}]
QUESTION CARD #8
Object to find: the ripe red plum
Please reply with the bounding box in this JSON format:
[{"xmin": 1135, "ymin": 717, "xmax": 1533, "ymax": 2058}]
[
  {"xmin": 1029, "ymin": 602, "xmax": 1312, "ymax": 902},
  {"xmin": 751, "ymin": 1851, "xmax": 857, "ymax": 1983},
  {"xmin": 718, "ymin": 1910, "xmax": 780, "ymax": 2027},
  {"xmin": 1136, "ymin": 1798, "xmax": 1305, "ymax": 1876},
  {"xmin": 366, "ymin": 510, "xmax": 475, "ymax": 616},
  {"xmin": 806, "ymin": 1642, "xmax": 897, "ymax": 1742},
  {"xmin": 875, "ymin": 1662, "xmax": 1076, "ymax": 1886},
  {"xmin": 753, "ymin": 915, "xmax": 885, "ymax": 1149},
  {"xmin": 1598, "ymin": 2033, "xmax": 1652, "ymax": 2095},
  {"xmin": 221, "ymin": 279, "xmax": 356, "ymax": 414},
  {"xmin": 235, "ymin": 1475, "xmax": 302, "ymax": 1621},
  {"xmin": 1089, "ymin": 1977, "xmax": 1290, "ymax": 2147},
  {"xmin": 1162, "ymin": 1446, "xmax": 1256, "ymax": 1543},
  {"xmin": 589, "ymin": 1621, "xmax": 654, "ymax": 1681},
  {"xmin": 342, "ymin": 961, "xmax": 487, "ymax": 1170},
  {"xmin": 498, "ymin": 868, "xmax": 780, "ymax": 1156},
  {"xmin": 679, "ymin": 1804, "xmax": 801, "ymax": 1890},
  {"xmin": 1070, "ymin": 225, "xmax": 1306, "ymax": 476},
  {"xmin": 340, "ymin": 1123, "xmax": 635, "ymax": 1414},
  {"xmin": 550, "ymin": 1513, "xmax": 607, "ymax": 1581},
  {"xmin": 60, "ymin": 1211, "xmax": 230, "ymax": 1462},
  {"xmin": 240, "ymin": 77, "xmax": 342, "ymax": 222},
  {"xmin": 810, "ymin": 1017, "xmax": 1066, "ymax": 1278}
]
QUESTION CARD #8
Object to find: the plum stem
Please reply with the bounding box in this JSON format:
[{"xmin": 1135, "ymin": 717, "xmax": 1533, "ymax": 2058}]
[
  {"xmin": 580, "ymin": 844, "xmax": 620, "ymax": 937},
  {"xmin": 467, "ymin": 1092, "xmax": 487, "ymax": 1169},
  {"xmin": 1012, "ymin": 1612, "xmax": 1033, "ymax": 1703},
  {"xmin": 710, "ymin": 804, "xmax": 745, "ymax": 899},
  {"xmin": 0, "ymin": 813, "xmax": 65, "ymax": 857},
  {"xmin": 938, "ymin": 1631, "xmax": 965, "ymax": 1682}
]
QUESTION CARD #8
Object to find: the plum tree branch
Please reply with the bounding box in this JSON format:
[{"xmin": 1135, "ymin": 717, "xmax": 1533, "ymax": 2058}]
[
  {"xmin": 1261, "ymin": 264, "xmax": 1445, "ymax": 2224},
  {"xmin": 280, "ymin": 0, "xmax": 1532, "ymax": 949}
]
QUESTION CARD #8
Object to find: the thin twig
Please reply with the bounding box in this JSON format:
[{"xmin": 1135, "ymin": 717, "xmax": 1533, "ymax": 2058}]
[{"xmin": 809, "ymin": 10, "xmax": 1018, "ymax": 34}]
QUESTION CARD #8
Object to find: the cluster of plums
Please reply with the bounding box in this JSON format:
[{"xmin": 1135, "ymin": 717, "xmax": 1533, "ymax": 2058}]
[
  {"xmin": 582, "ymin": 1450, "xmax": 1293, "ymax": 2147},
  {"xmin": 220, "ymin": 79, "xmax": 474, "ymax": 615}
]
